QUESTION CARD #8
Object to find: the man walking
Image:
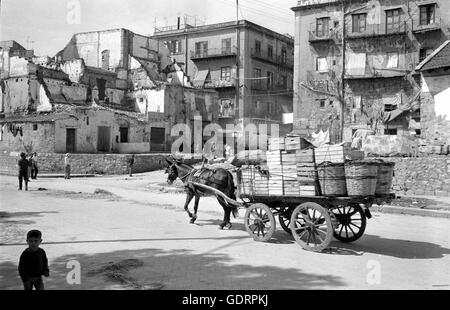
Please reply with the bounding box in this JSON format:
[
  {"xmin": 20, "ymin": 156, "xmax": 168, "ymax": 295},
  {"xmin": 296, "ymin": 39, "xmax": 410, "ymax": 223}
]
[{"xmin": 18, "ymin": 152, "xmax": 29, "ymax": 191}]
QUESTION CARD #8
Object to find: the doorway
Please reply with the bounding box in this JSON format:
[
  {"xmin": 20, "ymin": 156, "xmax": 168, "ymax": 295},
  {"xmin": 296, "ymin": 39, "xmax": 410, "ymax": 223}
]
[
  {"xmin": 66, "ymin": 128, "xmax": 76, "ymax": 153},
  {"xmin": 97, "ymin": 126, "xmax": 111, "ymax": 152}
]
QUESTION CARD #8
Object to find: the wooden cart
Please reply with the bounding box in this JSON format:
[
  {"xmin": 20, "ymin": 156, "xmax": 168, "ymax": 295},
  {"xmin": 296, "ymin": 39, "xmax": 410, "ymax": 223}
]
[{"xmin": 191, "ymin": 177, "xmax": 394, "ymax": 252}]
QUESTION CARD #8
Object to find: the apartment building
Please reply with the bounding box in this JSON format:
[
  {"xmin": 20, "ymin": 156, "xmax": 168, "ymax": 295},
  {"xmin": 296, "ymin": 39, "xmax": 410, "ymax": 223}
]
[
  {"xmin": 151, "ymin": 20, "xmax": 295, "ymax": 136},
  {"xmin": 292, "ymin": 0, "xmax": 450, "ymax": 142}
]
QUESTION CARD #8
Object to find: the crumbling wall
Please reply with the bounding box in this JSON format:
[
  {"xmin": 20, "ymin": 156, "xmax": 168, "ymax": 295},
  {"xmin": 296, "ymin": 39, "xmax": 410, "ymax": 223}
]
[
  {"xmin": 388, "ymin": 157, "xmax": 450, "ymax": 197},
  {"xmin": 0, "ymin": 122, "xmax": 56, "ymax": 153},
  {"xmin": 0, "ymin": 152, "xmax": 169, "ymax": 175}
]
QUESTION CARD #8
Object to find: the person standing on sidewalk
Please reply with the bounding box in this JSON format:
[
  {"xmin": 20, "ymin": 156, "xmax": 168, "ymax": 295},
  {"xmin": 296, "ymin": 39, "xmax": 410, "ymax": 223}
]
[
  {"xmin": 128, "ymin": 155, "xmax": 135, "ymax": 177},
  {"xmin": 27, "ymin": 153, "xmax": 34, "ymax": 182},
  {"xmin": 18, "ymin": 152, "xmax": 29, "ymax": 191},
  {"xmin": 31, "ymin": 152, "xmax": 39, "ymax": 179},
  {"xmin": 64, "ymin": 153, "xmax": 71, "ymax": 179}
]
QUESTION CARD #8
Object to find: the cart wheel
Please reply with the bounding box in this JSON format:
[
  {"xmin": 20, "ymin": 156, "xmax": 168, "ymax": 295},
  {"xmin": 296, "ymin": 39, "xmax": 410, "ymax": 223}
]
[
  {"xmin": 278, "ymin": 212, "xmax": 292, "ymax": 235},
  {"xmin": 245, "ymin": 203, "xmax": 276, "ymax": 242},
  {"xmin": 290, "ymin": 202, "xmax": 333, "ymax": 252},
  {"xmin": 332, "ymin": 204, "xmax": 367, "ymax": 243}
]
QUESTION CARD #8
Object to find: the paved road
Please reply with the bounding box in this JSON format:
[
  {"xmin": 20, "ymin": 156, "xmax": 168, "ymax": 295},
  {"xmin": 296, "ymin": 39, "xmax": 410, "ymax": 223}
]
[{"xmin": 0, "ymin": 173, "xmax": 449, "ymax": 290}]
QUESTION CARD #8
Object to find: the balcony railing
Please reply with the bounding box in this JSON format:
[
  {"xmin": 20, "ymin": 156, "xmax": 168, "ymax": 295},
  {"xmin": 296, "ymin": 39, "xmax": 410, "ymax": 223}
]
[
  {"xmin": 346, "ymin": 22, "xmax": 407, "ymax": 39},
  {"xmin": 250, "ymin": 48, "xmax": 294, "ymax": 69},
  {"xmin": 308, "ymin": 22, "xmax": 341, "ymax": 42},
  {"xmin": 412, "ymin": 17, "xmax": 442, "ymax": 33},
  {"xmin": 190, "ymin": 47, "xmax": 237, "ymax": 60},
  {"xmin": 205, "ymin": 78, "xmax": 236, "ymax": 89}
]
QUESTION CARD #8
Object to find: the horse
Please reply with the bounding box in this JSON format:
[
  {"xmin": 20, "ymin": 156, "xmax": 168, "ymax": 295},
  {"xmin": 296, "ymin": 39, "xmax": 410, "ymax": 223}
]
[{"xmin": 165, "ymin": 157, "xmax": 238, "ymax": 230}]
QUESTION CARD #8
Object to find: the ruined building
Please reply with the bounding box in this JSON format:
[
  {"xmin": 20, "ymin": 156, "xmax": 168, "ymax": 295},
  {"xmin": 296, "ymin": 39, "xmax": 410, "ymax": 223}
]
[
  {"xmin": 291, "ymin": 0, "xmax": 450, "ymax": 143},
  {"xmin": 0, "ymin": 29, "xmax": 220, "ymax": 154}
]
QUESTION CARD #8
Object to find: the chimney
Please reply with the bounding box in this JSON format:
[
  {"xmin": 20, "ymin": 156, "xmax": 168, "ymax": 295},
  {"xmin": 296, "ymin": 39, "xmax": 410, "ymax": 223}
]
[{"xmin": 177, "ymin": 17, "xmax": 181, "ymax": 29}]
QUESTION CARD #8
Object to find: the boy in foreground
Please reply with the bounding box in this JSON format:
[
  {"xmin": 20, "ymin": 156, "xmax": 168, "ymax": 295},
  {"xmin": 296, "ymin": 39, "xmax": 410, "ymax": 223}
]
[{"xmin": 18, "ymin": 230, "xmax": 50, "ymax": 290}]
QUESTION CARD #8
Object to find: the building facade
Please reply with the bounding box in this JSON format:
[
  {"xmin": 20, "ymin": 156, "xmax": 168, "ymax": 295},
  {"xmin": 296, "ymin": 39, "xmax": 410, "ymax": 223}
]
[
  {"xmin": 416, "ymin": 40, "xmax": 450, "ymax": 145},
  {"xmin": 292, "ymin": 0, "xmax": 450, "ymax": 143},
  {"xmin": 151, "ymin": 20, "xmax": 295, "ymax": 137}
]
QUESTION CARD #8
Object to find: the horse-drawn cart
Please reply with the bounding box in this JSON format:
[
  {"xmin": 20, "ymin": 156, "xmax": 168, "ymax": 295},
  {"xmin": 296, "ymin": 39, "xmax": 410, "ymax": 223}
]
[{"xmin": 190, "ymin": 179, "xmax": 394, "ymax": 253}]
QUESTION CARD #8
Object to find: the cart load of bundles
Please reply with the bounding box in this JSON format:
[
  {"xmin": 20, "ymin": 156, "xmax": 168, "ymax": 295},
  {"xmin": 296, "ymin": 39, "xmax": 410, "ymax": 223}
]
[{"xmin": 237, "ymin": 136, "xmax": 395, "ymax": 198}]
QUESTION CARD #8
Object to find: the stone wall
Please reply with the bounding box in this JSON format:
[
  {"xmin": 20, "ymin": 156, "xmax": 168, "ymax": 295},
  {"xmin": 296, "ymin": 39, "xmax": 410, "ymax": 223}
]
[
  {"xmin": 385, "ymin": 156, "xmax": 450, "ymax": 197},
  {"xmin": 0, "ymin": 153, "xmax": 175, "ymax": 176}
]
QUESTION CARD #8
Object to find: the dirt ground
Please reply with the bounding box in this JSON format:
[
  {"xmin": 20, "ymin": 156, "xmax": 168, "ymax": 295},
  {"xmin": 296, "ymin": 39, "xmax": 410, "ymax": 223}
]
[{"xmin": 1, "ymin": 172, "xmax": 450, "ymax": 290}]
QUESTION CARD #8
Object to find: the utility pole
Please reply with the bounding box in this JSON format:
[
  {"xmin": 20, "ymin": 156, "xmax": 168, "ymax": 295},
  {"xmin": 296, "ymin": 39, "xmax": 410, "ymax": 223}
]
[
  {"xmin": 340, "ymin": 0, "xmax": 346, "ymax": 143},
  {"xmin": 235, "ymin": 0, "xmax": 241, "ymax": 127}
]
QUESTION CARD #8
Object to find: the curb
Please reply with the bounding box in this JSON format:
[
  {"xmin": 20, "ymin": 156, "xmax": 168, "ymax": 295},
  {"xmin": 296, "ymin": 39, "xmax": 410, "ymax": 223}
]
[
  {"xmin": 32, "ymin": 174, "xmax": 97, "ymax": 179},
  {"xmin": 371, "ymin": 205, "xmax": 450, "ymax": 219}
]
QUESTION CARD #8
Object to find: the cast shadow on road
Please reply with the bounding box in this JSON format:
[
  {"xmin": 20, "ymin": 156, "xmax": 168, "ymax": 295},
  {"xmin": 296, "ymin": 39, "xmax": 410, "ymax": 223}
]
[
  {"xmin": 0, "ymin": 211, "xmax": 59, "ymax": 226},
  {"xmin": 327, "ymin": 234, "xmax": 450, "ymax": 259},
  {"xmin": 0, "ymin": 247, "xmax": 345, "ymax": 290},
  {"xmin": 195, "ymin": 219, "xmax": 296, "ymax": 245}
]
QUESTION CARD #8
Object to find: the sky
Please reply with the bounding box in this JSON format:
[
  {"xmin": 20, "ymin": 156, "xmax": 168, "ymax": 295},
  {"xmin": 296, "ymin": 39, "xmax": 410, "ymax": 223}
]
[{"xmin": 0, "ymin": 0, "xmax": 298, "ymax": 56}]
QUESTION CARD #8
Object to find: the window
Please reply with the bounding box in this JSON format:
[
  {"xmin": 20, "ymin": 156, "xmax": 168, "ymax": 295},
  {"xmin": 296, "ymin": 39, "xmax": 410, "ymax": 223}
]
[
  {"xmin": 316, "ymin": 57, "xmax": 328, "ymax": 72},
  {"xmin": 253, "ymin": 68, "xmax": 262, "ymax": 88},
  {"xmin": 386, "ymin": 9, "xmax": 401, "ymax": 33},
  {"xmin": 268, "ymin": 45, "xmax": 273, "ymax": 59},
  {"xmin": 267, "ymin": 71, "xmax": 273, "ymax": 89},
  {"xmin": 221, "ymin": 66, "xmax": 232, "ymax": 82},
  {"xmin": 281, "ymin": 48, "xmax": 287, "ymax": 64},
  {"xmin": 101, "ymin": 50, "xmax": 110, "ymax": 70},
  {"xmin": 255, "ymin": 40, "xmax": 261, "ymax": 56},
  {"xmin": 386, "ymin": 52, "xmax": 399, "ymax": 68},
  {"xmin": 419, "ymin": 48, "xmax": 434, "ymax": 62},
  {"xmin": 166, "ymin": 40, "xmax": 182, "ymax": 54},
  {"xmin": 222, "ymin": 38, "xmax": 232, "ymax": 54},
  {"xmin": 384, "ymin": 128, "xmax": 398, "ymax": 135},
  {"xmin": 195, "ymin": 41, "xmax": 208, "ymax": 57},
  {"xmin": 119, "ymin": 127, "xmax": 129, "ymax": 143},
  {"xmin": 316, "ymin": 17, "xmax": 330, "ymax": 37},
  {"xmin": 420, "ymin": 4, "xmax": 436, "ymax": 25},
  {"xmin": 352, "ymin": 13, "xmax": 367, "ymax": 33},
  {"xmin": 384, "ymin": 104, "xmax": 397, "ymax": 112},
  {"xmin": 282, "ymin": 75, "xmax": 288, "ymax": 89},
  {"xmin": 86, "ymin": 117, "xmax": 89, "ymax": 126},
  {"xmin": 319, "ymin": 99, "xmax": 326, "ymax": 108},
  {"xmin": 33, "ymin": 124, "xmax": 38, "ymax": 131}
]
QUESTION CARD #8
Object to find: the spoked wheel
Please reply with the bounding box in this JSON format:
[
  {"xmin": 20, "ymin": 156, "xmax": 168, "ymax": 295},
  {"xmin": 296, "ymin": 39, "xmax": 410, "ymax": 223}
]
[
  {"xmin": 278, "ymin": 213, "xmax": 292, "ymax": 235},
  {"xmin": 332, "ymin": 204, "xmax": 367, "ymax": 243},
  {"xmin": 245, "ymin": 203, "xmax": 276, "ymax": 242},
  {"xmin": 290, "ymin": 202, "xmax": 333, "ymax": 252}
]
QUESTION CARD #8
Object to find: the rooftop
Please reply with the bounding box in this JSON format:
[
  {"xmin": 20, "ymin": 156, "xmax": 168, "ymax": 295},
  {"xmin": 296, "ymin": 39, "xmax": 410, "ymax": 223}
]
[
  {"xmin": 152, "ymin": 20, "xmax": 294, "ymax": 44},
  {"xmin": 416, "ymin": 40, "xmax": 450, "ymax": 71}
]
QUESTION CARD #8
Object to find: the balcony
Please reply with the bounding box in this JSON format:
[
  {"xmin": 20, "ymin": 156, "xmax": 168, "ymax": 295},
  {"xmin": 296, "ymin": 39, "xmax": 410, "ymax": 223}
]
[
  {"xmin": 345, "ymin": 22, "xmax": 407, "ymax": 39},
  {"xmin": 250, "ymin": 48, "xmax": 294, "ymax": 69},
  {"xmin": 412, "ymin": 17, "xmax": 442, "ymax": 33},
  {"xmin": 205, "ymin": 78, "xmax": 236, "ymax": 89},
  {"xmin": 190, "ymin": 47, "xmax": 237, "ymax": 60},
  {"xmin": 308, "ymin": 22, "xmax": 341, "ymax": 43}
]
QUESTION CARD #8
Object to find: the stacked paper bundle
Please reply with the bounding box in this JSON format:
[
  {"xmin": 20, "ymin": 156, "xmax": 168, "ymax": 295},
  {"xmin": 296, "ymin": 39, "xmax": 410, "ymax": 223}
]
[
  {"xmin": 268, "ymin": 137, "xmax": 285, "ymax": 151},
  {"xmin": 266, "ymin": 150, "xmax": 283, "ymax": 195},
  {"xmin": 253, "ymin": 169, "xmax": 269, "ymax": 195},
  {"xmin": 296, "ymin": 149, "xmax": 318, "ymax": 196},
  {"xmin": 314, "ymin": 145, "xmax": 353, "ymax": 164},
  {"xmin": 282, "ymin": 151, "xmax": 300, "ymax": 196},
  {"xmin": 239, "ymin": 165, "xmax": 254, "ymax": 195}
]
